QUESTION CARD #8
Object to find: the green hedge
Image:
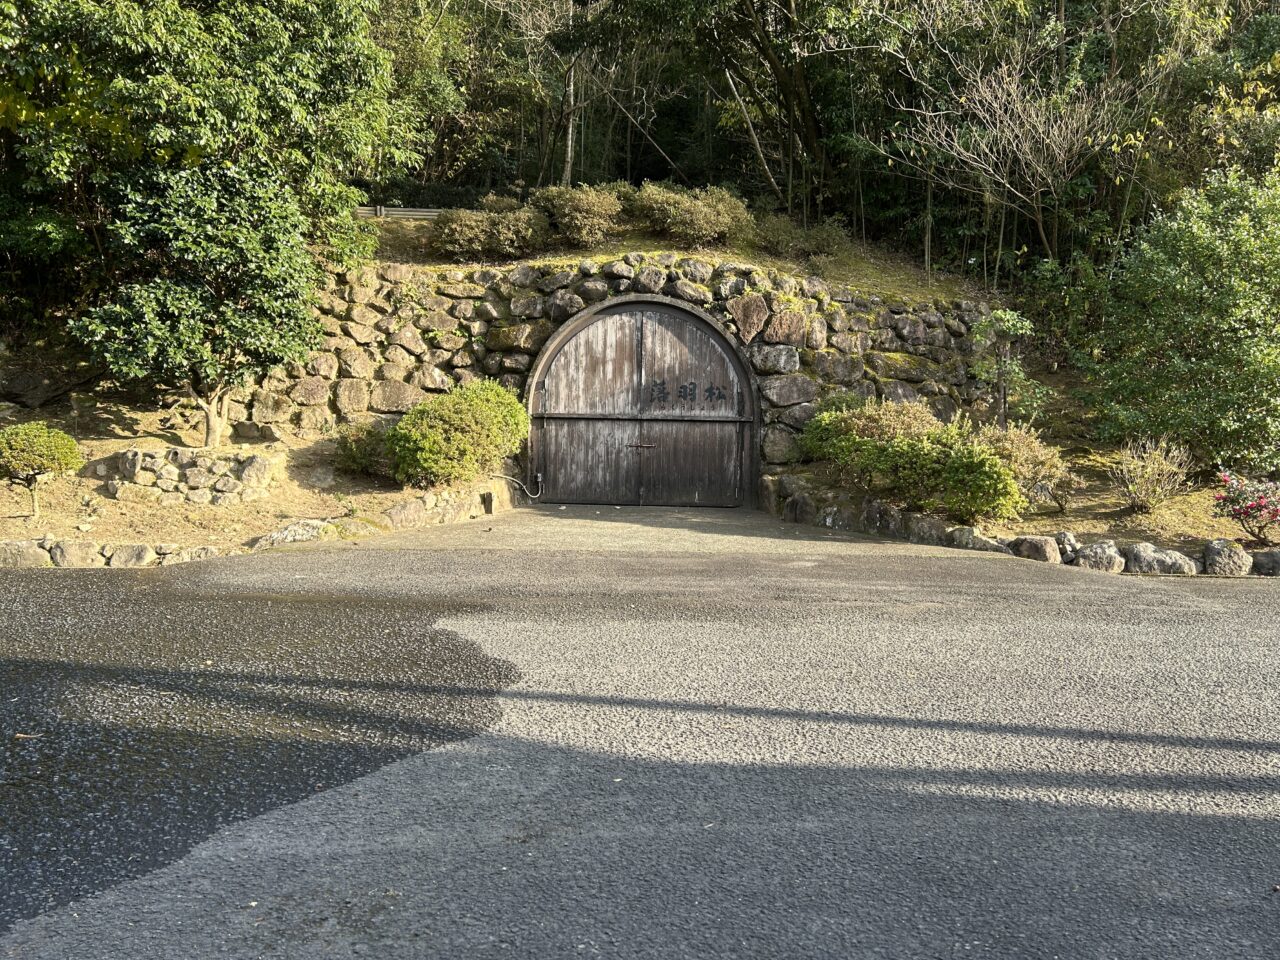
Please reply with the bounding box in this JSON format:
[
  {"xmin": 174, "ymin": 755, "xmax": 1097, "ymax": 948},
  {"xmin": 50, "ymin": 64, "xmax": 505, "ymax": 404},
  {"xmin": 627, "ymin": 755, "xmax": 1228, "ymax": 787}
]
[
  {"xmin": 800, "ymin": 401, "xmax": 1027, "ymax": 523},
  {"xmin": 425, "ymin": 180, "xmax": 757, "ymax": 261},
  {"xmin": 385, "ymin": 379, "xmax": 529, "ymax": 487},
  {"xmin": 0, "ymin": 421, "xmax": 83, "ymax": 483}
]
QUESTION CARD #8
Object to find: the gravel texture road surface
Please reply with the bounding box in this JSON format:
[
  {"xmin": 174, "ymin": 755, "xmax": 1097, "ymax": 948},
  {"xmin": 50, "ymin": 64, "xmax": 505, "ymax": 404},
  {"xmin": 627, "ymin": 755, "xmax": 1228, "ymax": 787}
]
[{"xmin": 2, "ymin": 505, "xmax": 1278, "ymax": 958}]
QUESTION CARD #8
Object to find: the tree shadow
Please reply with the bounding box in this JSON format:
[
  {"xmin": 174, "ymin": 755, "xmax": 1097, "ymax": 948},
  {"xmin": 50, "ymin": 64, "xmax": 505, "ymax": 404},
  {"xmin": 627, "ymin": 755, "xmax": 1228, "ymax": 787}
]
[
  {"xmin": 6, "ymin": 721, "xmax": 1279, "ymax": 958},
  {"xmin": 0, "ymin": 585, "xmax": 516, "ymax": 931}
]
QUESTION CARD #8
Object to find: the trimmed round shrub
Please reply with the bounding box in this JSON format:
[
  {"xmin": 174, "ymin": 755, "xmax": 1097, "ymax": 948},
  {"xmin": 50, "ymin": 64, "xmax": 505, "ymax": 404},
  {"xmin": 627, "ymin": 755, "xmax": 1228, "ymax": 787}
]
[
  {"xmin": 428, "ymin": 207, "xmax": 550, "ymax": 261},
  {"xmin": 0, "ymin": 421, "xmax": 83, "ymax": 483},
  {"xmin": 932, "ymin": 434, "xmax": 1027, "ymax": 523},
  {"xmin": 800, "ymin": 404, "xmax": 1026, "ymax": 522},
  {"xmin": 385, "ymin": 379, "xmax": 530, "ymax": 487},
  {"xmin": 0, "ymin": 421, "xmax": 84, "ymax": 516},
  {"xmin": 974, "ymin": 422, "xmax": 1079, "ymax": 511},
  {"xmin": 334, "ymin": 421, "xmax": 395, "ymax": 479},
  {"xmin": 801, "ymin": 398, "xmax": 941, "ymax": 460},
  {"xmin": 478, "ymin": 192, "xmax": 523, "ymax": 213},
  {"xmin": 631, "ymin": 182, "xmax": 754, "ymax": 246},
  {"xmin": 531, "ymin": 185, "xmax": 623, "ymax": 247}
]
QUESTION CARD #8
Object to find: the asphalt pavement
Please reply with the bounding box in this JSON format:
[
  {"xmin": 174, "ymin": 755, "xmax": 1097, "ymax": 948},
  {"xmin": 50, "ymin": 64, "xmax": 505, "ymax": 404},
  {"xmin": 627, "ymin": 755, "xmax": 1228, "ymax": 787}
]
[{"xmin": 2, "ymin": 505, "xmax": 1278, "ymax": 959}]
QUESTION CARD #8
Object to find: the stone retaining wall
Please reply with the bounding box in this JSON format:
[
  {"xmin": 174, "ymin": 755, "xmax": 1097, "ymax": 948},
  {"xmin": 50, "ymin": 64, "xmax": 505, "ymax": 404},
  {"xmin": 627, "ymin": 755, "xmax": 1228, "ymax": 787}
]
[
  {"xmin": 766, "ymin": 472, "xmax": 1280, "ymax": 578},
  {"xmin": 236, "ymin": 253, "xmax": 995, "ymax": 465},
  {"xmin": 107, "ymin": 447, "xmax": 283, "ymax": 506}
]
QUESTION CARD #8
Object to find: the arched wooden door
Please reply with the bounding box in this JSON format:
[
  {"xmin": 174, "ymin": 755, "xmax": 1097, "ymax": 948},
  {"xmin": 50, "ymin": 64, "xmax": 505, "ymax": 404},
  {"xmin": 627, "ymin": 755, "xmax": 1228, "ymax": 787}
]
[{"xmin": 529, "ymin": 297, "xmax": 755, "ymax": 506}]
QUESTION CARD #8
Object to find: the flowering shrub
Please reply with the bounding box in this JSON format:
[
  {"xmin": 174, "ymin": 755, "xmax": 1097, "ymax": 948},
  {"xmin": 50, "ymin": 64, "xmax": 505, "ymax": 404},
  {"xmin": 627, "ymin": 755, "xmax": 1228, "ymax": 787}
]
[{"xmin": 1212, "ymin": 472, "xmax": 1280, "ymax": 545}]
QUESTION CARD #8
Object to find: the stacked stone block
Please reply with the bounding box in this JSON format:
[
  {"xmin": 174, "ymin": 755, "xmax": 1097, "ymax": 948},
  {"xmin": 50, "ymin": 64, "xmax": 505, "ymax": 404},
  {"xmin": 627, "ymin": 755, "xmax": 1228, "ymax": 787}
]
[{"xmin": 242, "ymin": 253, "xmax": 994, "ymax": 466}]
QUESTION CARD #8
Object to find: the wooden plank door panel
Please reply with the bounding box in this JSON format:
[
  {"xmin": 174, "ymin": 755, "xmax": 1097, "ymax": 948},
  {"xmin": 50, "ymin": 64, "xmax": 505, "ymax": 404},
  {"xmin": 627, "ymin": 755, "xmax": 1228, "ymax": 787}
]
[
  {"xmin": 639, "ymin": 420, "xmax": 743, "ymax": 507},
  {"xmin": 641, "ymin": 310, "xmax": 743, "ymax": 420},
  {"xmin": 537, "ymin": 418, "xmax": 642, "ymax": 504},
  {"xmin": 538, "ymin": 312, "xmax": 641, "ymax": 416}
]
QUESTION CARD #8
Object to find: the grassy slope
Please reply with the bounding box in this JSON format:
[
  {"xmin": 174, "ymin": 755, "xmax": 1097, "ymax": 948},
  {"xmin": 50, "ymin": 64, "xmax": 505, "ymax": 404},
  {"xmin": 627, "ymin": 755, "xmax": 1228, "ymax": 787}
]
[{"xmin": 374, "ymin": 221, "xmax": 979, "ymax": 306}]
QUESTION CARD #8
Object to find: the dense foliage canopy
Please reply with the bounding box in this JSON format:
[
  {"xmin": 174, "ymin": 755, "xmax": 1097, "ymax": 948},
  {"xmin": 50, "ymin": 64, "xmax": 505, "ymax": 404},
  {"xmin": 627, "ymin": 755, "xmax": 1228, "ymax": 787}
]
[
  {"xmin": 1093, "ymin": 170, "xmax": 1280, "ymax": 471},
  {"xmin": 1, "ymin": 0, "xmax": 411, "ymax": 433}
]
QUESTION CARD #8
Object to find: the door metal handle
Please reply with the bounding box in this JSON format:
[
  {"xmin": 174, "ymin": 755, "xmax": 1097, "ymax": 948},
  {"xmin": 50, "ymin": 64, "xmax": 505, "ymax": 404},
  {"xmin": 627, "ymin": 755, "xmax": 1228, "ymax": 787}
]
[{"xmin": 626, "ymin": 443, "xmax": 657, "ymax": 449}]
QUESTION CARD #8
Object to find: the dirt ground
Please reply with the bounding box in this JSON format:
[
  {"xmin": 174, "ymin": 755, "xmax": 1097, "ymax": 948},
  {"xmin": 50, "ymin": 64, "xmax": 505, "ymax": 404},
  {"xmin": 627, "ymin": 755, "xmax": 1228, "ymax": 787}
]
[
  {"xmin": 0, "ymin": 393, "xmax": 429, "ymax": 550},
  {"xmin": 991, "ymin": 446, "xmax": 1245, "ymax": 553}
]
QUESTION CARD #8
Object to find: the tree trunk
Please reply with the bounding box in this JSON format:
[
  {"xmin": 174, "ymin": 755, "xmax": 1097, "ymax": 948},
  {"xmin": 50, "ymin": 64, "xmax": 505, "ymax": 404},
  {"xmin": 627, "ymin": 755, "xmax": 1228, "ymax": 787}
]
[
  {"xmin": 1031, "ymin": 202, "xmax": 1055, "ymax": 259},
  {"xmin": 560, "ymin": 61, "xmax": 576, "ymax": 186},
  {"xmin": 726, "ymin": 70, "xmax": 783, "ymax": 202},
  {"xmin": 924, "ymin": 175, "xmax": 934, "ymax": 280},
  {"xmin": 28, "ymin": 482, "xmax": 39, "ymax": 520},
  {"xmin": 194, "ymin": 387, "xmax": 231, "ymax": 449}
]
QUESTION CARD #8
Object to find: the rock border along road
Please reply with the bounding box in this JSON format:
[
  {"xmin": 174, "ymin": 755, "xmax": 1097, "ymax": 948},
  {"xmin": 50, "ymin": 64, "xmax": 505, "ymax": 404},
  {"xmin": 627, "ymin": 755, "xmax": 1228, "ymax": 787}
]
[{"xmin": 3, "ymin": 505, "xmax": 1279, "ymax": 958}]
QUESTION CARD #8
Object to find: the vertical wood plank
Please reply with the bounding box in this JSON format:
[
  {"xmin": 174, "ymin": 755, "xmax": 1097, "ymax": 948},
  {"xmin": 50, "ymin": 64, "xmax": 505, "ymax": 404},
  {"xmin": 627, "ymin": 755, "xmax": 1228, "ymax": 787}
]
[
  {"xmin": 541, "ymin": 313, "xmax": 641, "ymax": 415},
  {"xmin": 538, "ymin": 418, "xmax": 642, "ymax": 504},
  {"xmin": 640, "ymin": 310, "xmax": 741, "ymax": 420},
  {"xmin": 640, "ymin": 420, "xmax": 743, "ymax": 507}
]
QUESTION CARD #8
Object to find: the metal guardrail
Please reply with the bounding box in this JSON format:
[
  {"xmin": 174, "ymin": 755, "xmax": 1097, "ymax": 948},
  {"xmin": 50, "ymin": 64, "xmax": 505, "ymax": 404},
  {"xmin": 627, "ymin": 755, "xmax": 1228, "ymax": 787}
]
[{"xmin": 355, "ymin": 206, "xmax": 443, "ymax": 220}]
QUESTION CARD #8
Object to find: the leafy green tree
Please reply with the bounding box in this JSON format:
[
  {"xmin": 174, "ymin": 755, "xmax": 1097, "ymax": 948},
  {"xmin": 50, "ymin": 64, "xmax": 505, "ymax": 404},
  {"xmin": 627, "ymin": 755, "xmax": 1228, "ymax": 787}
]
[
  {"xmin": 1094, "ymin": 169, "xmax": 1280, "ymax": 472},
  {"xmin": 68, "ymin": 165, "xmax": 321, "ymax": 447},
  {"xmin": 0, "ymin": 421, "xmax": 84, "ymax": 517},
  {"xmin": 1, "ymin": 0, "xmax": 413, "ymax": 340}
]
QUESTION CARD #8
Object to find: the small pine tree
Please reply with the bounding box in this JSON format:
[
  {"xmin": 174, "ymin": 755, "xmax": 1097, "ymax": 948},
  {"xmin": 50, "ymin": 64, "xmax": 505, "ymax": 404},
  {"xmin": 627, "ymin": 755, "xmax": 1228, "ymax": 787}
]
[{"xmin": 0, "ymin": 422, "xmax": 85, "ymax": 518}]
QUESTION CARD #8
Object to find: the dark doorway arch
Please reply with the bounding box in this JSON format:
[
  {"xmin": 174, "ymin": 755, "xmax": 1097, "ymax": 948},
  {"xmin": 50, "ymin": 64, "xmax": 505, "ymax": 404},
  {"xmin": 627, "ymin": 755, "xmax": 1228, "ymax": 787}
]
[{"xmin": 527, "ymin": 295, "xmax": 759, "ymax": 506}]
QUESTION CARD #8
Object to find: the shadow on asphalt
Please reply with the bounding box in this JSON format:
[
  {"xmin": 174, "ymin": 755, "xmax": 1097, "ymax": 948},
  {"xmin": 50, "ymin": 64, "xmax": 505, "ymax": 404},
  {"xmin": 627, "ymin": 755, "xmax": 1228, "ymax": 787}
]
[
  {"xmin": 0, "ymin": 582, "xmax": 518, "ymax": 932},
  {"xmin": 13, "ymin": 726, "xmax": 1273, "ymax": 959}
]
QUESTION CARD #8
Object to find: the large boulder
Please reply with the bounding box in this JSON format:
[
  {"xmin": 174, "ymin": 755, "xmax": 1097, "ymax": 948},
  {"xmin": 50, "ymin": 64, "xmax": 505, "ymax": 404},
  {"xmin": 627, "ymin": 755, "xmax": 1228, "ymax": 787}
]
[
  {"xmin": 759, "ymin": 374, "xmax": 819, "ymax": 407},
  {"xmin": 761, "ymin": 425, "xmax": 801, "ymax": 464},
  {"xmin": 49, "ymin": 540, "xmax": 106, "ymax": 568},
  {"xmin": 1008, "ymin": 536, "xmax": 1062, "ymax": 564},
  {"xmin": 865, "ymin": 351, "xmax": 942, "ymax": 384},
  {"xmin": 1122, "ymin": 542, "xmax": 1198, "ymax": 576},
  {"xmin": 727, "ymin": 294, "xmax": 769, "ymax": 343},
  {"xmin": 904, "ymin": 513, "xmax": 950, "ymax": 546},
  {"xmin": 288, "ymin": 377, "xmax": 332, "ymax": 407},
  {"xmin": 249, "ymin": 389, "xmax": 294, "ymax": 427},
  {"xmin": 485, "ymin": 321, "xmax": 554, "ymax": 353},
  {"xmin": 0, "ymin": 541, "xmax": 52, "ymax": 568},
  {"xmin": 808, "ymin": 351, "xmax": 863, "ymax": 385},
  {"xmin": 1252, "ymin": 549, "xmax": 1280, "ymax": 576},
  {"xmin": 369, "ymin": 380, "xmax": 427, "ymax": 413},
  {"xmin": 161, "ymin": 546, "xmax": 223, "ymax": 565},
  {"xmin": 1204, "ymin": 539, "xmax": 1253, "ymax": 577},
  {"xmin": 1072, "ymin": 540, "xmax": 1126, "ymax": 574},
  {"xmin": 631, "ymin": 266, "xmax": 667, "ymax": 294},
  {"xmin": 762, "ymin": 310, "xmax": 807, "ymax": 347},
  {"xmin": 947, "ymin": 526, "xmax": 1012, "ymax": 554},
  {"xmin": 334, "ymin": 379, "xmax": 370, "ymax": 415},
  {"xmin": 775, "ymin": 403, "xmax": 817, "ymax": 429},
  {"xmin": 251, "ymin": 519, "xmax": 337, "ymax": 550},
  {"xmin": 747, "ymin": 344, "xmax": 799, "ymax": 375},
  {"xmin": 546, "ymin": 289, "xmax": 585, "ymax": 321},
  {"xmin": 239, "ymin": 455, "xmax": 277, "ymax": 488},
  {"xmin": 106, "ymin": 544, "xmax": 158, "ymax": 568},
  {"xmin": 385, "ymin": 497, "xmax": 432, "ymax": 530}
]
